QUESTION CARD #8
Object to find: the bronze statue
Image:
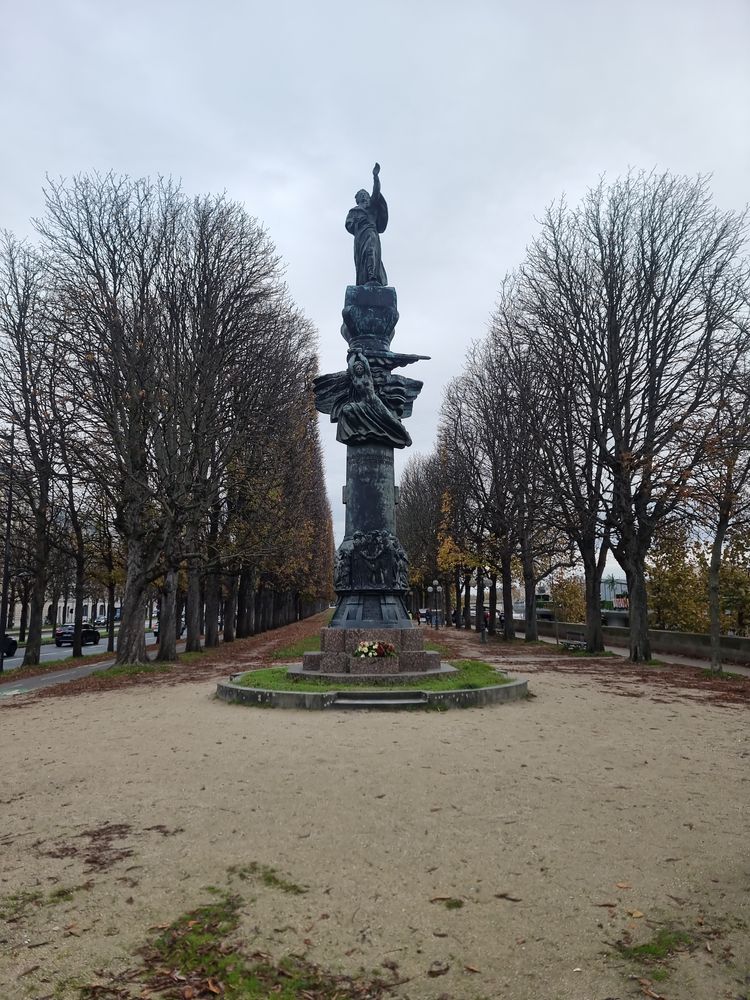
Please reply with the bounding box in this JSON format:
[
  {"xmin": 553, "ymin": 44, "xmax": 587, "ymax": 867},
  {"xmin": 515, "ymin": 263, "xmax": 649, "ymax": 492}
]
[
  {"xmin": 346, "ymin": 163, "xmax": 388, "ymax": 285},
  {"xmin": 332, "ymin": 351, "xmax": 411, "ymax": 448}
]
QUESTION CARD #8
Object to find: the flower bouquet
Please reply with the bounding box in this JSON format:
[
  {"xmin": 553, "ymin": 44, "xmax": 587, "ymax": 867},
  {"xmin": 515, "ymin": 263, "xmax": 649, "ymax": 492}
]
[{"xmin": 352, "ymin": 640, "xmax": 396, "ymax": 658}]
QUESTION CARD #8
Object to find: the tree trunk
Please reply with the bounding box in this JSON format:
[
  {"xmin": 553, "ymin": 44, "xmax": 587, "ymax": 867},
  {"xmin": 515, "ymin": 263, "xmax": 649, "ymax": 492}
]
[
  {"xmin": 623, "ymin": 558, "xmax": 651, "ymax": 662},
  {"xmin": 582, "ymin": 544, "xmax": 606, "ymax": 653},
  {"xmin": 155, "ymin": 568, "xmax": 178, "ymax": 662},
  {"xmin": 462, "ymin": 571, "xmax": 471, "ymax": 629},
  {"xmin": 185, "ymin": 556, "xmax": 202, "ymax": 653},
  {"xmin": 612, "ymin": 476, "xmax": 652, "ymax": 661},
  {"xmin": 72, "ymin": 549, "xmax": 85, "ymax": 658},
  {"xmin": 236, "ymin": 567, "xmax": 251, "ymax": 637},
  {"xmin": 204, "ymin": 571, "xmax": 220, "ymax": 647},
  {"xmin": 708, "ymin": 513, "xmax": 729, "ymax": 674},
  {"xmin": 115, "ymin": 537, "xmax": 148, "ymax": 665},
  {"xmin": 6, "ymin": 581, "xmax": 16, "ymax": 628},
  {"xmin": 488, "ymin": 572, "xmax": 498, "ymax": 634},
  {"xmin": 223, "ymin": 574, "xmax": 238, "ymax": 643},
  {"xmin": 442, "ymin": 578, "xmax": 452, "ymax": 627},
  {"xmin": 453, "ymin": 568, "xmax": 462, "ymax": 627},
  {"xmin": 18, "ymin": 580, "xmax": 30, "ymax": 644},
  {"xmin": 22, "ymin": 517, "xmax": 48, "ymax": 666},
  {"xmin": 107, "ymin": 579, "xmax": 116, "ymax": 653},
  {"xmin": 501, "ymin": 552, "xmax": 515, "ymax": 640},
  {"xmin": 48, "ymin": 588, "xmax": 60, "ymax": 632},
  {"xmin": 474, "ymin": 567, "xmax": 485, "ymax": 632},
  {"xmin": 521, "ymin": 540, "xmax": 537, "ymax": 643}
]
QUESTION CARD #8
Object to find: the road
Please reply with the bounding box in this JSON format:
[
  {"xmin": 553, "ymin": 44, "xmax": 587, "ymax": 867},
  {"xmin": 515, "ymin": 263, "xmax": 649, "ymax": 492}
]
[{"xmin": 0, "ymin": 629, "xmax": 158, "ymax": 674}]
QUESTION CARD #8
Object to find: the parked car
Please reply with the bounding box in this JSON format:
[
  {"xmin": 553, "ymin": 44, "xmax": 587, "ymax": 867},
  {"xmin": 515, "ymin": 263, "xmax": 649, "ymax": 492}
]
[
  {"xmin": 2, "ymin": 634, "xmax": 18, "ymax": 657},
  {"xmin": 94, "ymin": 616, "xmax": 108, "ymax": 627},
  {"xmin": 54, "ymin": 622, "xmax": 100, "ymax": 647}
]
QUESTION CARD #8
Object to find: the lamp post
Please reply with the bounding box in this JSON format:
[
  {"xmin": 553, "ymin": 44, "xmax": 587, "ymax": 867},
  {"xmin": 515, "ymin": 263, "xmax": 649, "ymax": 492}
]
[
  {"xmin": 0, "ymin": 424, "xmax": 16, "ymax": 674},
  {"xmin": 432, "ymin": 579, "xmax": 442, "ymax": 630}
]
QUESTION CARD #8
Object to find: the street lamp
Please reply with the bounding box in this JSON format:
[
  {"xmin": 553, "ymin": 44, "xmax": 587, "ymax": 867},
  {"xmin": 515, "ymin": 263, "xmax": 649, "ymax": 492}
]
[{"xmin": 432, "ymin": 578, "xmax": 443, "ymax": 630}]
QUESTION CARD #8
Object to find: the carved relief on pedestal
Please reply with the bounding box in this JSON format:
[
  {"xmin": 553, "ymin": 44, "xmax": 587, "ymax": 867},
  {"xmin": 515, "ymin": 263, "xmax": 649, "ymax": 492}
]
[{"xmin": 334, "ymin": 530, "xmax": 409, "ymax": 593}]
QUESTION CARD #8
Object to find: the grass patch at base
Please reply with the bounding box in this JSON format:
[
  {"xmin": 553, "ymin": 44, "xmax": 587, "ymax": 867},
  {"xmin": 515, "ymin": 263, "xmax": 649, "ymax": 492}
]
[
  {"xmin": 178, "ymin": 649, "xmax": 207, "ymax": 663},
  {"xmin": 701, "ymin": 667, "xmax": 749, "ymax": 681},
  {"xmin": 92, "ymin": 662, "xmax": 171, "ymax": 679},
  {"xmin": 423, "ymin": 638, "xmax": 451, "ymax": 655},
  {"xmin": 234, "ymin": 658, "xmax": 509, "ymax": 692},
  {"xmin": 271, "ymin": 635, "xmax": 321, "ymax": 660}
]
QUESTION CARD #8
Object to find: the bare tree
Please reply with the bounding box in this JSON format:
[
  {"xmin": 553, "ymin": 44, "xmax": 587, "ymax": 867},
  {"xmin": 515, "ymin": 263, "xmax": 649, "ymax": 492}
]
[
  {"xmin": 691, "ymin": 323, "xmax": 750, "ymax": 671},
  {"xmin": 37, "ymin": 173, "xmax": 181, "ymax": 664},
  {"xmin": 519, "ymin": 173, "xmax": 748, "ymax": 660},
  {"xmin": 516, "ymin": 214, "xmax": 614, "ymax": 651},
  {"xmin": 0, "ymin": 234, "xmax": 59, "ymax": 665}
]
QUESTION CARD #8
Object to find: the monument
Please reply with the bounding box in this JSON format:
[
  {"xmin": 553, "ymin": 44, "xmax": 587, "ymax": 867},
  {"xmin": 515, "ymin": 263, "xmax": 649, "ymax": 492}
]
[{"xmin": 300, "ymin": 164, "xmax": 441, "ymax": 678}]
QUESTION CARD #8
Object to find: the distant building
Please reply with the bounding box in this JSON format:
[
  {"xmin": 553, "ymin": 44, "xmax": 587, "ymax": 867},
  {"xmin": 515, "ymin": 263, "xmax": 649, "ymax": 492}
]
[{"xmin": 601, "ymin": 576, "xmax": 628, "ymax": 608}]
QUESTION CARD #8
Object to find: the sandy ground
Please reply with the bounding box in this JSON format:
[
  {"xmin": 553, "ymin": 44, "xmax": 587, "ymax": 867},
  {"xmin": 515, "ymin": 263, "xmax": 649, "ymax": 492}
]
[{"xmin": 1, "ymin": 625, "xmax": 748, "ymax": 1000}]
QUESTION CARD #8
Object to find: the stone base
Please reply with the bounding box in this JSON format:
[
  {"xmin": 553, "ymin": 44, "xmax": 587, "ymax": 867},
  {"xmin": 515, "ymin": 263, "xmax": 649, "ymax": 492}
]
[
  {"xmin": 349, "ymin": 657, "xmax": 402, "ymax": 675},
  {"xmin": 300, "ymin": 625, "xmax": 440, "ymax": 677},
  {"xmin": 329, "ymin": 592, "xmax": 415, "ymax": 629}
]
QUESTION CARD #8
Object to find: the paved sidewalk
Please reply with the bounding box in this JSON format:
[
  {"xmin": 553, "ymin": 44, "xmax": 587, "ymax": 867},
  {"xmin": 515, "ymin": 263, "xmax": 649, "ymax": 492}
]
[
  {"xmin": 0, "ymin": 658, "xmax": 117, "ymax": 698},
  {"xmin": 0, "ymin": 641, "xmax": 178, "ymax": 699},
  {"xmin": 536, "ymin": 634, "xmax": 750, "ymax": 678}
]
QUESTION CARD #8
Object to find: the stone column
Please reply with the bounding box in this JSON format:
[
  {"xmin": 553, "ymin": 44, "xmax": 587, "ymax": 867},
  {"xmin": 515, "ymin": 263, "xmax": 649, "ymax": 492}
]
[{"xmin": 344, "ymin": 444, "xmax": 395, "ymax": 538}]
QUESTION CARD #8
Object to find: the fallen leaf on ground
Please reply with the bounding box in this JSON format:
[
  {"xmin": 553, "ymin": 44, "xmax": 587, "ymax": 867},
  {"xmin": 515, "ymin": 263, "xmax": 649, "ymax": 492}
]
[
  {"xmin": 494, "ymin": 892, "xmax": 522, "ymax": 902},
  {"xmin": 615, "ymin": 882, "xmax": 632, "ymax": 889},
  {"xmin": 427, "ymin": 961, "xmax": 450, "ymax": 977},
  {"xmin": 626, "ymin": 909, "xmax": 644, "ymax": 918},
  {"xmin": 464, "ymin": 964, "xmax": 481, "ymax": 973}
]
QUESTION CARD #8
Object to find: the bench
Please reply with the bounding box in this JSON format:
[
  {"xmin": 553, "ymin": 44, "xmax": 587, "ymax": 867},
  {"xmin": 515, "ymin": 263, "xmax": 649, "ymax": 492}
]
[{"xmin": 560, "ymin": 635, "xmax": 587, "ymax": 652}]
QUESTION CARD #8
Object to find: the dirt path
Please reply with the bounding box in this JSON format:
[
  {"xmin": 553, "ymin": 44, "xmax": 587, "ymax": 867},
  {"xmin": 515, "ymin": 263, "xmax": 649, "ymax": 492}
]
[{"xmin": 1, "ymin": 620, "xmax": 748, "ymax": 999}]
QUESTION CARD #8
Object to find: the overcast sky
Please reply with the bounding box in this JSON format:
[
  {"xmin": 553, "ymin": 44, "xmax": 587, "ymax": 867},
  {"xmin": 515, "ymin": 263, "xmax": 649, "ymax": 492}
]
[{"xmin": 2, "ymin": 0, "xmax": 749, "ymax": 551}]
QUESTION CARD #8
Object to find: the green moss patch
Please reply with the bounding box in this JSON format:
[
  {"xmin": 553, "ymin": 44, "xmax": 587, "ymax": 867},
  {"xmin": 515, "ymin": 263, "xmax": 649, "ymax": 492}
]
[
  {"xmin": 614, "ymin": 924, "xmax": 696, "ymax": 967},
  {"xmin": 235, "ymin": 659, "xmax": 509, "ymax": 693},
  {"xmin": 0, "ymin": 882, "xmax": 94, "ymax": 921},
  {"xmin": 80, "ymin": 891, "xmax": 395, "ymax": 999},
  {"xmin": 228, "ymin": 862, "xmax": 307, "ymax": 895}
]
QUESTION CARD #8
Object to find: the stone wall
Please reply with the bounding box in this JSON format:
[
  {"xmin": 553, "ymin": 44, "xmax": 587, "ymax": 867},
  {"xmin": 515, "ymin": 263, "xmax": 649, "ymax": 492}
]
[{"xmin": 512, "ymin": 620, "xmax": 750, "ymax": 664}]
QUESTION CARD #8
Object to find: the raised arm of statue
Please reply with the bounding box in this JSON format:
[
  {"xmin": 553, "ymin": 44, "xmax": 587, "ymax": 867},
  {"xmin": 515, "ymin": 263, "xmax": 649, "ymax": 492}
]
[{"xmin": 371, "ymin": 162, "xmax": 381, "ymax": 202}]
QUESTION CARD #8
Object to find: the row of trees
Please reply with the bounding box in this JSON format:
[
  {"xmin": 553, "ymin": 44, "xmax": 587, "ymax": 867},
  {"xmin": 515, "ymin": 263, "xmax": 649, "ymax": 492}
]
[
  {"xmin": 0, "ymin": 173, "xmax": 333, "ymax": 667},
  {"xmin": 399, "ymin": 172, "xmax": 750, "ymax": 668}
]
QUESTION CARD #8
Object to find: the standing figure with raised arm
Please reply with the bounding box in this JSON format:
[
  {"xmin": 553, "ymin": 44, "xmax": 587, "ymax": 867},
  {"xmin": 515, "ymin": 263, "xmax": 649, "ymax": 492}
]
[{"xmin": 346, "ymin": 162, "xmax": 389, "ymax": 286}]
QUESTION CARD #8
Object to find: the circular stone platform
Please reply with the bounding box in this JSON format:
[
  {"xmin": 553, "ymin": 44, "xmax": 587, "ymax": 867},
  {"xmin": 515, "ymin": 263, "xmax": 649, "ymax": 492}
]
[
  {"xmin": 215, "ymin": 672, "xmax": 528, "ymax": 711},
  {"xmin": 285, "ymin": 662, "xmax": 458, "ymax": 684}
]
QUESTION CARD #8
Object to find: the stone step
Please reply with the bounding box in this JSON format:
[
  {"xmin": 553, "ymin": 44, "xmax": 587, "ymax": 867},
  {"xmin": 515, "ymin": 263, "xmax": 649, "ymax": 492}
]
[{"xmin": 332, "ymin": 690, "xmax": 429, "ymax": 710}]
